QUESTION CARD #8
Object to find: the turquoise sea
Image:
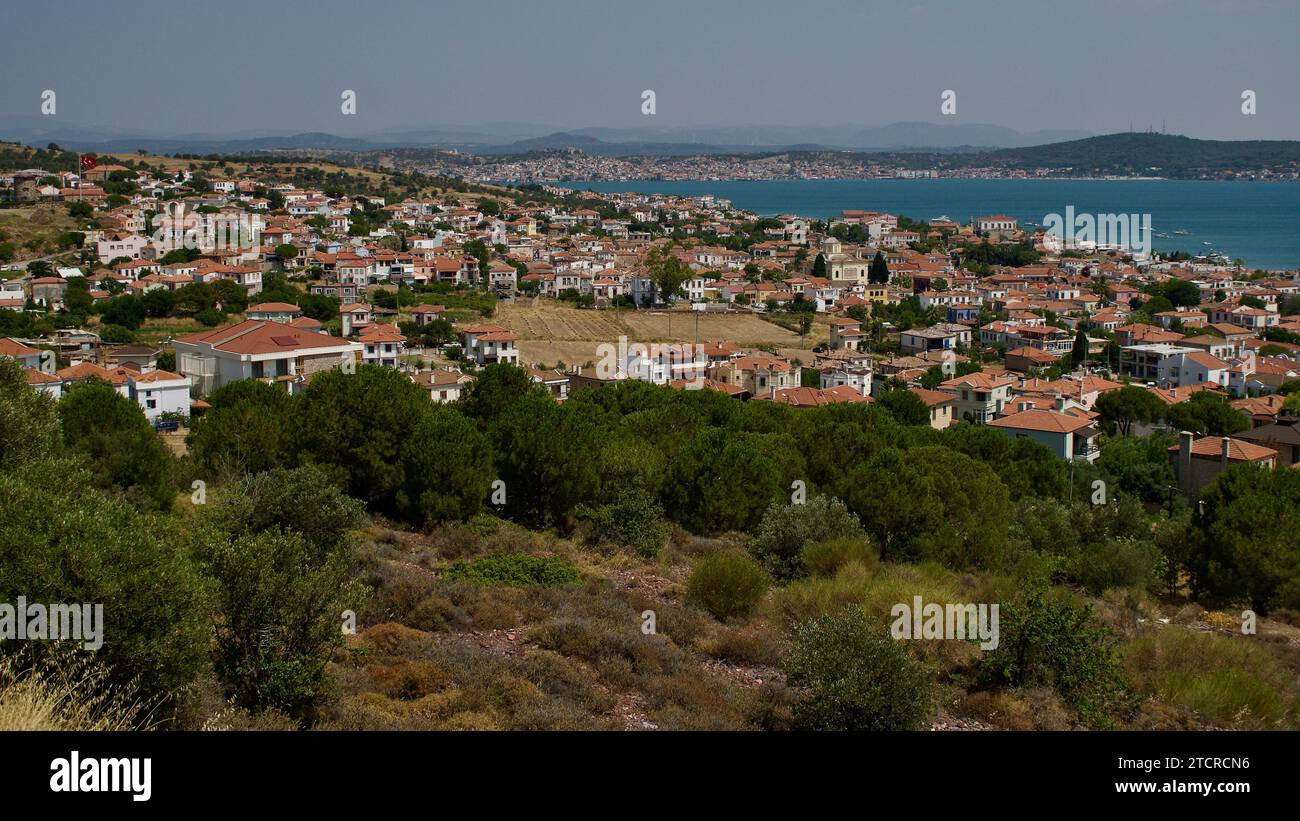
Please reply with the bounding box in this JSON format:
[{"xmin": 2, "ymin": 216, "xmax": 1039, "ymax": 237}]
[{"xmin": 568, "ymin": 179, "xmax": 1300, "ymax": 271}]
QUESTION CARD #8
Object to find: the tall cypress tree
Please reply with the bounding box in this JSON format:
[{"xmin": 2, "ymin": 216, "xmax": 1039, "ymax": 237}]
[
  {"xmin": 868, "ymin": 251, "xmax": 889, "ymax": 284},
  {"xmin": 1071, "ymin": 328, "xmax": 1089, "ymax": 367}
]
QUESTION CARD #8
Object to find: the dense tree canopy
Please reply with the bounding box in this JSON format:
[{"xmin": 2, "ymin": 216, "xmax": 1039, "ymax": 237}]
[
  {"xmin": 1163, "ymin": 391, "xmax": 1249, "ymax": 436},
  {"xmin": 1096, "ymin": 385, "xmax": 1168, "ymax": 437},
  {"xmin": 59, "ymin": 379, "xmax": 175, "ymax": 509},
  {"xmin": 1195, "ymin": 463, "xmax": 1300, "ymax": 611},
  {"xmin": 0, "ymin": 457, "xmax": 208, "ymax": 704},
  {"xmin": 188, "ymin": 379, "xmax": 294, "ymax": 478}
]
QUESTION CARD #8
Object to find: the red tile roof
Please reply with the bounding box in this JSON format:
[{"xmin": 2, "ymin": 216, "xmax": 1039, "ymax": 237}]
[
  {"xmin": 1167, "ymin": 436, "xmax": 1277, "ymax": 462},
  {"xmin": 175, "ymin": 319, "xmax": 354, "ymax": 355},
  {"xmin": 988, "ymin": 409, "xmax": 1096, "ymax": 434}
]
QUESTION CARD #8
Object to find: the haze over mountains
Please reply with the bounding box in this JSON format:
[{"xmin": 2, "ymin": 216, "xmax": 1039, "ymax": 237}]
[
  {"xmin": 0, "ymin": 116, "xmax": 1092, "ymax": 155},
  {"xmin": 5, "ymin": 116, "xmax": 1296, "ymax": 179}
]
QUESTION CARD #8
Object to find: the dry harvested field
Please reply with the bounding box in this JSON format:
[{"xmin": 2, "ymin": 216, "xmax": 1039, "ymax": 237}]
[
  {"xmin": 776, "ymin": 346, "xmax": 820, "ymax": 365},
  {"xmin": 498, "ymin": 301, "xmax": 824, "ymax": 360},
  {"xmin": 514, "ymin": 340, "xmax": 614, "ymax": 368},
  {"xmin": 496, "ymin": 303, "xmax": 630, "ymax": 366},
  {"xmin": 497, "ymin": 301, "xmax": 826, "ymax": 366},
  {"xmin": 623, "ymin": 311, "xmax": 823, "ymax": 346},
  {"xmin": 497, "ymin": 302, "xmax": 628, "ymax": 341}
]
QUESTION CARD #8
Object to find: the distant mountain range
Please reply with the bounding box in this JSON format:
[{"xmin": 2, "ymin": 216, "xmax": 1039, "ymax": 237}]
[
  {"xmin": 2, "ymin": 117, "xmax": 1297, "ymax": 179},
  {"xmin": 0, "ymin": 116, "xmax": 1091, "ymax": 155},
  {"xmin": 563, "ymin": 123, "xmax": 1092, "ymax": 151}
]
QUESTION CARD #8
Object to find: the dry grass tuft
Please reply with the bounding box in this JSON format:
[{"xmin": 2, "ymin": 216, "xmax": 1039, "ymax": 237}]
[{"xmin": 0, "ymin": 654, "xmax": 153, "ymax": 731}]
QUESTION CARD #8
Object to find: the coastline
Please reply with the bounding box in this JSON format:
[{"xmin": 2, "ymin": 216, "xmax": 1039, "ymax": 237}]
[{"xmin": 521, "ymin": 178, "xmax": 1300, "ymax": 270}]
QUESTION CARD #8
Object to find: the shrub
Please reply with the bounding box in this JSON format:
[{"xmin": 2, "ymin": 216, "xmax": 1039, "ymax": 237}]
[
  {"xmin": 1073, "ymin": 537, "xmax": 1166, "ymax": 595},
  {"xmin": 577, "ymin": 490, "xmax": 670, "ymax": 557},
  {"xmin": 695, "ymin": 624, "xmax": 783, "ymax": 666},
  {"xmin": 195, "ymin": 307, "xmax": 224, "ymax": 326},
  {"xmin": 783, "ymin": 606, "xmax": 933, "ymax": 730},
  {"xmin": 210, "ymin": 465, "xmax": 363, "ymax": 556},
  {"xmin": 0, "ymin": 458, "xmax": 209, "ymax": 706},
  {"xmin": 686, "ymin": 550, "xmax": 769, "ymax": 620},
  {"xmin": 442, "ymin": 553, "xmax": 580, "ymax": 587},
  {"xmin": 196, "ymin": 523, "xmax": 363, "ymax": 725},
  {"xmin": 749, "ymin": 495, "xmax": 866, "ymax": 581},
  {"xmin": 977, "ymin": 580, "xmax": 1133, "ymax": 728},
  {"xmin": 803, "ymin": 536, "xmax": 878, "ymax": 578}
]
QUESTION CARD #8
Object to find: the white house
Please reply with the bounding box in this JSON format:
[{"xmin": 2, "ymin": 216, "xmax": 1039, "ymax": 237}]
[
  {"xmin": 95, "ymin": 234, "xmax": 151, "ymax": 263},
  {"xmin": 174, "ymin": 319, "xmax": 362, "ymax": 395},
  {"xmin": 988, "ymin": 408, "xmax": 1101, "ymax": 462},
  {"xmin": 129, "ymin": 370, "xmax": 192, "ymax": 421},
  {"xmin": 358, "ymin": 324, "xmax": 407, "ymax": 368},
  {"xmin": 412, "ymin": 368, "xmax": 474, "ymax": 403},
  {"xmin": 459, "ymin": 324, "xmax": 520, "ymax": 367}
]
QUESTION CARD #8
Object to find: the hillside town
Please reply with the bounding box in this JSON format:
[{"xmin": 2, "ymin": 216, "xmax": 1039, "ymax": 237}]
[
  {"xmin": 7, "ymin": 1, "xmax": 1300, "ymax": 806},
  {"xmin": 4, "ymin": 151, "xmax": 1300, "ymax": 503},
  {"xmin": 379, "ymin": 144, "xmax": 1300, "ymax": 183},
  {"xmin": 432, "ymin": 148, "xmax": 989, "ymax": 183}
]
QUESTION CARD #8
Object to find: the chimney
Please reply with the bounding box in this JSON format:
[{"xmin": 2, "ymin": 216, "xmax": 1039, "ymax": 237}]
[
  {"xmin": 1221, "ymin": 436, "xmax": 1231, "ymax": 468},
  {"xmin": 1179, "ymin": 430, "xmax": 1194, "ymax": 493}
]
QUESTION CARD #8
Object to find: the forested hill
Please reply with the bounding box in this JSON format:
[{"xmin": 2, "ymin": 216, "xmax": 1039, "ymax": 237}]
[{"xmin": 980, "ymin": 132, "xmax": 1300, "ymax": 178}]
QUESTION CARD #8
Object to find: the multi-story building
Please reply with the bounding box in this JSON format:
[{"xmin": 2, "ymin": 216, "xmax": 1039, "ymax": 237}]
[
  {"xmin": 1121, "ymin": 343, "xmax": 1229, "ymax": 388},
  {"xmin": 940, "ymin": 371, "xmax": 1014, "ymax": 424},
  {"xmin": 717, "ymin": 353, "xmax": 800, "ymax": 398},
  {"xmin": 1169, "ymin": 432, "xmax": 1276, "ymax": 501},
  {"xmin": 459, "ymin": 324, "xmax": 520, "ymax": 367},
  {"xmin": 358, "ymin": 324, "xmax": 407, "ymax": 368},
  {"xmin": 174, "ymin": 320, "xmax": 361, "ymax": 395},
  {"xmin": 828, "ymin": 318, "xmax": 864, "ymax": 351}
]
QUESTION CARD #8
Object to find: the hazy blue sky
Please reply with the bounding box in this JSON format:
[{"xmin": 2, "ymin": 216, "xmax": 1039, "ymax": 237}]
[{"xmin": 2, "ymin": 0, "xmax": 1298, "ymax": 138}]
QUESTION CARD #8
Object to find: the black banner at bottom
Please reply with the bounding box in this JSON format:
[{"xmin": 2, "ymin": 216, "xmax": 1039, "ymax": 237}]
[{"xmin": 0, "ymin": 730, "xmax": 1278, "ymax": 809}]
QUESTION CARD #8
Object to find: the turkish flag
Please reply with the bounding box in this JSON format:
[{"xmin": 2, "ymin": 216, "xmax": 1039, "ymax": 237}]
[{"xmin": 80, "ymin": 155, "xmax": 97, "ymax": 169}]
